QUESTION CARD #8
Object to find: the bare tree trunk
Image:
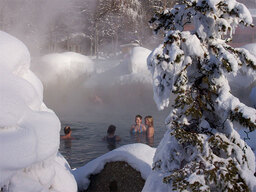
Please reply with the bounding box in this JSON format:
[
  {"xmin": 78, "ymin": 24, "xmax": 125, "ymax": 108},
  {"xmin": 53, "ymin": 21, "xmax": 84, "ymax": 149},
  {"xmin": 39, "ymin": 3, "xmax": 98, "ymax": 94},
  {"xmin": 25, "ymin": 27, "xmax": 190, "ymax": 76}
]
[
  {"xmin": 115, "ymin": 32, "xmax": 119, "ymax": 56},
  {"xmin": 90, "ymin": 38, "xmax": 93, "ymax": 56},
  {"xmin": 112, "ymin": 35, "xmax": 114, "ymax": 54},
  {"xmin": 94, "ymin": 24, "xmax": 99, "ymax": 59}
]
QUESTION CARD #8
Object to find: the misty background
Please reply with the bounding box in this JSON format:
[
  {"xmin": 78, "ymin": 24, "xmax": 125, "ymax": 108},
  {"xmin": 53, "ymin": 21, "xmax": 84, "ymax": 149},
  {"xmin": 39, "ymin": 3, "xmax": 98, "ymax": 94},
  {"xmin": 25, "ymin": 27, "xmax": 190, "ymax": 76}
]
[
  {"xmin": 0, "ymin": 0, "xmax": 177, "ymax": 123},
  {"xmin": 0, "ymin": 0, "xmax": 255, "ymax": 123},
  {"xmin": 0, "ymin": 0, "xmax": 177, "ymax": 56}
]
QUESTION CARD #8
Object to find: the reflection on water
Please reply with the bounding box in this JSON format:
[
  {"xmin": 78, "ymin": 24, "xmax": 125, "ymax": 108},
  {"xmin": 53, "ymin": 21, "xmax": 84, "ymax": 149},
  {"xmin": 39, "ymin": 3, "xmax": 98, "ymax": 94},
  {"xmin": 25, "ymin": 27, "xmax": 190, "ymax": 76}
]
[
  {"xmin": 63, "ymin": 139, "xmax": 72, "ymax": 149},
  {"xmin": 103, "ymin": 136, "xmax": 119, "ymax": 151},
  {"xmin": 130, "ymin": 132, "xmax": 147, "ymax": 144},
  {"xmin": 107, "ymin": 143, "xmax": 117, "ymax": 151},
  {"xmin": 146, "ymin": 136, "xmax": 154, "ymax": 147},
  {"xmin": 59, "ymin": 121, "xmax": 166, "ymax": 169}
]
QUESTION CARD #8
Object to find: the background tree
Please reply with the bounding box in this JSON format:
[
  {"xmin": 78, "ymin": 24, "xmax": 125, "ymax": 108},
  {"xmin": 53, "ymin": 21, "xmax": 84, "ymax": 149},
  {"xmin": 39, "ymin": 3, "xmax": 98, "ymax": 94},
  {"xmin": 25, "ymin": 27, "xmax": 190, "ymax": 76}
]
[
  {"xmin": 92, "ymin": 0, "xmax": 143, "ymax": 57},
  {"xmin": 0, "ymin": 0, "xmax": 180, "ymax": 56},
  {"xmin": 147, "ymin": 0, "xmax": 256, "ymax": 191}
]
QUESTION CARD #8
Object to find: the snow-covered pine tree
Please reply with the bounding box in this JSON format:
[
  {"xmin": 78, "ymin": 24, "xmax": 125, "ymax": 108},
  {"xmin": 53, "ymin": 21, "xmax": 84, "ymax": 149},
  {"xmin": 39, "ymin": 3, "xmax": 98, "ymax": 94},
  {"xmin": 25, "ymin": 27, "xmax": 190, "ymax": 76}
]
[{"xmin": 147, "ymin": 0, "xmax": 256, "ymax": 191}]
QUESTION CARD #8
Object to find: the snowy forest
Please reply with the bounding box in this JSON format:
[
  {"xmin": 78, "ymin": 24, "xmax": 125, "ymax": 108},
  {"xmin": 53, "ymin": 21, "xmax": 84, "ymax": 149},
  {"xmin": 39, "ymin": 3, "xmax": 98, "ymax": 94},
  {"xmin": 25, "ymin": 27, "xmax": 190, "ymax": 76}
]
[
  {"xmin": 1, "ymin": 0, "xmax": 256, "ymax": 57},
  {"xmin": 0, "ymin": 0, "xmax": 178, "ymax": 57}
]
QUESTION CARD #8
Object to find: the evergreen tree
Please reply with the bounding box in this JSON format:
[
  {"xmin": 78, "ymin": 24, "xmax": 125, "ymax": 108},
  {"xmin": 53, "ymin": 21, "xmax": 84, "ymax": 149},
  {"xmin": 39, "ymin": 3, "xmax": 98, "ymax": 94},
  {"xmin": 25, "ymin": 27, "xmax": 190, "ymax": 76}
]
[{"xmin": 147, "ymin": 0, "xmax": 256, "ymax": 191}]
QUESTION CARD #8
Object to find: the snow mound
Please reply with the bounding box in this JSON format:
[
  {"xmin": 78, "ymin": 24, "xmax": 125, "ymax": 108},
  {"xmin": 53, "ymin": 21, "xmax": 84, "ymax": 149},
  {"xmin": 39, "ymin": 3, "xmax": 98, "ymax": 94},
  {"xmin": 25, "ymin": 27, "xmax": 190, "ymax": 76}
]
[
  {"xmin": 243, "ymin": 43, "xmax": 256, "ymax": 57},
  {"xmin": 33, "ymin": 52, "xmax": 94, "ymax": 85},
  {"xmin": 128, "ymin": 46, "xmax": 152, "ymax": 74},
  {"xmin": 72, "ymin": 143, "xmax": 156, "ymax": 191},
  {"xmin": 0, "ymin": 31, "xmax": 77, "ymax": 192},
  {"xmin": 89, "ymin": 46, "xmax": 152, "ymax": 86},
  {"xmin": 119, "ymin": 46, "xmax": 152, "ymax": 84}
]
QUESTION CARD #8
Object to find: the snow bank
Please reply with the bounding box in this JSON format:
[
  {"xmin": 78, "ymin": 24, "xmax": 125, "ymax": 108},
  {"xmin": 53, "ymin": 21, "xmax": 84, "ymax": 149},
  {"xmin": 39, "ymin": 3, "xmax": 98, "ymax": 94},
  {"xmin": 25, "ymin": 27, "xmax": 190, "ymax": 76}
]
[
  {"xmin": 72, "ymin": 143, "xmax": 156, "ymax": 191},
  {"xmin": 0, "ymin": 31, "xmax": 77, "ymax": 192},
  {"xmin": 243, "ymin": 43, "xmax": 256, "ymax": 57},
  {"xmin": 119, "ymin": 46, "xmax": 152, "ymax": 84},
  {"xmin": 128, "ymin": 47, "xmax": 152, "ymax": 75},
  {"xmin": 142, "ymin": 171, "xmax": 171, "ymax": 192},
  {"xmin": 88, "ymin": 46, "xmax": 152, "ymax": 86},
  {"xmin": 32, "ymin": 52, "xmax": 94, "ymax": 85}
]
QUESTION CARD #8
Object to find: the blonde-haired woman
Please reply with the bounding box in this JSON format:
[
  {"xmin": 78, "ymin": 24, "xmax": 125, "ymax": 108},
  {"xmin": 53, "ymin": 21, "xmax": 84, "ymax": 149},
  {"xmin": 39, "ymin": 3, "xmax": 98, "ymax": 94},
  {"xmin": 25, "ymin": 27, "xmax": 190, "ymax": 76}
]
[{"xmin": 145, "ymin": 116, "xmax": 154, "ymax": 146}]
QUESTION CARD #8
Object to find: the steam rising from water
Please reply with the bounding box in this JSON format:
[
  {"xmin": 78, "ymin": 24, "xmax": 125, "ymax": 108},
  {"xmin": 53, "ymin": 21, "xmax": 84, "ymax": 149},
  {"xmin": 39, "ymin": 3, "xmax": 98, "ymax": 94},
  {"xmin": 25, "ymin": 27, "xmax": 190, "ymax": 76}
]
[
  {"xmin": 32, "ymin": 50, "xmax": 168, "ymax": 123},
  {"xmin": 1, "ymin": 0, "xmax": 168, "ymax": 123},
  {"xmin": 0, "ymin": 0, "xmax": 90, "ymax": 55}
]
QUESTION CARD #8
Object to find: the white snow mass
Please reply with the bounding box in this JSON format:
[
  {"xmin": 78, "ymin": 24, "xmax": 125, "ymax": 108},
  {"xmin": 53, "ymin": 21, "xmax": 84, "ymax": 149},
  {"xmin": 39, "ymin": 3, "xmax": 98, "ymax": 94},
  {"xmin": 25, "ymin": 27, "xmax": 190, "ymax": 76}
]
[
  {"xmin": 0, "ymin": 31, "xmax": 77, "ymax": 192},
  {"xmin": 32, "ymin": 52, "xmax": 94, "ymax": 85}
]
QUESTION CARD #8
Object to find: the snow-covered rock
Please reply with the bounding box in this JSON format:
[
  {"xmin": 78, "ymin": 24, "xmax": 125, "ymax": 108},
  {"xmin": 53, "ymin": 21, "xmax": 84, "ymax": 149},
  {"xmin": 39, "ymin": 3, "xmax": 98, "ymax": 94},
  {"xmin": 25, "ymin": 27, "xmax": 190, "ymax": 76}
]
[{"xmin": 72, "ymin": 143, "xmax": 156, "ymax": 191}]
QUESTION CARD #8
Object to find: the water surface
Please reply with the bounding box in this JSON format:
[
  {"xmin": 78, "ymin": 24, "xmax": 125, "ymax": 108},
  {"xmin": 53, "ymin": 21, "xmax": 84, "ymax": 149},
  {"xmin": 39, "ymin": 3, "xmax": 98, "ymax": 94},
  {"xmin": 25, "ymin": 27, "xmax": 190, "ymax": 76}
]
[{"xmin": 59, "ymin": 120, "xmax": 166, "ymax": 169}]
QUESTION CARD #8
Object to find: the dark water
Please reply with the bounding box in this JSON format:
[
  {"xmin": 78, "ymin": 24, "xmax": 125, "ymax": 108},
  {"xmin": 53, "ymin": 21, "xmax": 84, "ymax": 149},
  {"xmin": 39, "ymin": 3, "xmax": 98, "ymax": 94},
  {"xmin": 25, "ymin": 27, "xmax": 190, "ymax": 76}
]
[{"xmin": 59, "ymin": 120, "xmax": 167, "ymax": 169}]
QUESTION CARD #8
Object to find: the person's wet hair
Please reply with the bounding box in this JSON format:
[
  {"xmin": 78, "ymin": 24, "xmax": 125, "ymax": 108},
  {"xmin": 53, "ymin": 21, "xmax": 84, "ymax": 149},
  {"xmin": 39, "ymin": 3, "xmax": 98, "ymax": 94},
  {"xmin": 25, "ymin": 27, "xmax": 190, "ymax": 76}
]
[
  {"xmin": 145, "ymin": 116, "xmax": 153, "ymax": 126},
  {"xmin": 64, "ymin": 126, "xmax": 71, "ymax": 134},
  {"xmin": 135, "ymin": 114, "xmax": 142, "ymax": 120},
  {"xmin": 107, "ymin": 125, "xmax": 116, "ymax": 134}
]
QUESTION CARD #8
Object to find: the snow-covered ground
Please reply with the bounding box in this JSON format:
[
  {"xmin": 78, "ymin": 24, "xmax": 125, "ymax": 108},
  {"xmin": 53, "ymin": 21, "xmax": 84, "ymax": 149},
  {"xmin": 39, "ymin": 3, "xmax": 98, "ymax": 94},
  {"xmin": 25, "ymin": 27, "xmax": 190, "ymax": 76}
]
[{"xmin": 0, "ymin": 31, "xmax": 77, "ymax": 192}]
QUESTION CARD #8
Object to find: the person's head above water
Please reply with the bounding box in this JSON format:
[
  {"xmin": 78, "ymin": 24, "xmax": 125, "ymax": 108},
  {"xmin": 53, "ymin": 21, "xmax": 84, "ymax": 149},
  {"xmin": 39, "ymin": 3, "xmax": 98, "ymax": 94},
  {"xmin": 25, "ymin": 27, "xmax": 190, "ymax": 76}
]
[
  {"xmin": 107, "ymin": 125, "xmax": 116, "ymax": 135},
  {"xmin": 131, "ymin": 114, "xmax": 147, "ymax": 133},
  {"xmin": 61, "ymin": 126, "xmax": 73, "ymax": 139},
  {"xmin": 64, "ymin": 126, "xmax": 71, "ymax": 135},
  {"xmin": 145, "ymin": 116, "xmax": 153, "ymax": 127},
  {"xmin": 135, "ymin": 114, "xmax": 142, "ymax": 125}
]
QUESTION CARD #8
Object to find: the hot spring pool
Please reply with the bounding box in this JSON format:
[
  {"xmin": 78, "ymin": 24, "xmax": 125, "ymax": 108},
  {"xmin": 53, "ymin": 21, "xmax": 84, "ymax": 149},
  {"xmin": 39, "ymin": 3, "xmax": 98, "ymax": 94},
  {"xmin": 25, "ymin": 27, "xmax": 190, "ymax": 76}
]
[{"xmin": 59, "ymin": 120, "xmax": 166, "ymax": 169}]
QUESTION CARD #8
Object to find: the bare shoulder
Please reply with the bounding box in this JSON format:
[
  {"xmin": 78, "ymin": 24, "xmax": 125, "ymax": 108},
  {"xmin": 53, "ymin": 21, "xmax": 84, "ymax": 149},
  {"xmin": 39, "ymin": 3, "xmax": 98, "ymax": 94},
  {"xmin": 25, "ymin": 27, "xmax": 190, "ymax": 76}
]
[
  {"xmin": 116, "ymin": 135, "xmax": 121, "ymax": 141},
  {"xmin": 147, "ymin": 126, "xmax": 155, "ymax": 137},
  {"xmin": 147, "ymin": 126, "xmax": 155, "ymax": 133}
]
